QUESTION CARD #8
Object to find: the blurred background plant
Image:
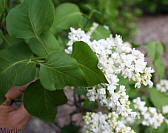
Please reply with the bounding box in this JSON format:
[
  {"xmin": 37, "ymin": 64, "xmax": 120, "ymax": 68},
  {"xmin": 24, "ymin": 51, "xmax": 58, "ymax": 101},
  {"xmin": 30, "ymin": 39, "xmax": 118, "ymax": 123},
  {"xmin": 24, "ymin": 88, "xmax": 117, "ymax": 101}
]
[
  {"xmin": 52, "ymin": 0, "xmax": 142, "ymax": 40},
  {"xmin": 135, "ymin": 0, "xmax": 168, "ymax": 14},
  {"xmin": 2, "ymin": 0, "xmax": 168, "ymax": 40}
]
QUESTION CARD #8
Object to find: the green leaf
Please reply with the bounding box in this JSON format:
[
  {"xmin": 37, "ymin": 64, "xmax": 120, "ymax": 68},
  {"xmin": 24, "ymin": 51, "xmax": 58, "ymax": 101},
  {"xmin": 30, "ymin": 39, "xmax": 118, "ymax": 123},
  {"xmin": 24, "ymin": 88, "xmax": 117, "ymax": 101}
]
[
  {"xmin": 39, "ymin": 52, "xmax": 87, "ymax": 91},
  {"xmin": 146, "ymin": 41, "xmax": 165, "ymax": 80},
  {"xmin": 146, "ymin": 41, "xmax": 157, "ymax": 61},
  {"xmin": 118, "ymin": 75, "xmax": 138, "ymax": 98},
  {"xmin": 161, "ymin": 42, "xmax": 167, "ymax": 53},
  {"xmin": 0, "ymin": 43, "xmax": 36, "ymax": 104},
  {"xmin": 3, "ymin": 35, "xmax": 24, "ymax": 48},
  {"xmin": 24, "ymin": 80, "xmax": 67, "ymax": 122},
  {"xmin": 72, "ymin": 41, "xmax": 107, "ymax": 86},
  {"xmin": 91, "ymin": 25, "xmax": 111, "ymax": 40},
  {"xmin": 62, "ymin": 124, "xmax": 80, "ymax": 133},
  {"xmin": 154, "ymin": 58, "xmax": 165, "ymax": 80},
  {"xmin": 155, "ymin": 42, "xmax": 164, "ymax": 58},
  {"xmin": 77, "ymin": 87, "xmax": 87, "ymax": 96},
  {"xmin": 131, "ymin": 42, "xmax": 140, "ymax": 48},
  {"xmin": 148, "ymin": 87, "xmax": 168, "ymax": 111},
  {"xmin": 149, "ymin": 122, "xmax": 168, "ymax": 133},
  {"xmin": 6, "ymin": 0, "xmax": 54, "ymax": 39},
  {"xmin": 0, "ymin": 0, "xmax": 7, "ymax": 17},
  {"xmin": 0, "ymin": 30, "xmax": 3, "ymax": 46},
  {"xmin": 50, "ymin": 3, "xmax": 83, "ymax": 33},
  {"xmin": 28, "ymin": 31, "xmax": 61, "ymax": 57},
  {"xmin": 83, "ymin": 99, "xmax": 98, "ymax": 109}
]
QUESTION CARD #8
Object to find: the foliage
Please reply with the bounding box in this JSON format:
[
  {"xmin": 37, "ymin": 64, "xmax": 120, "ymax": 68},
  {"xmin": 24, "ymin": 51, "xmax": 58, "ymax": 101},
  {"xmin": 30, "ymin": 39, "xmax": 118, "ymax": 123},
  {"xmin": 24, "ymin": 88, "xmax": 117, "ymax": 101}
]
[
  {"xmin": 0, "ymin": 0, "xmax": 168, "ymax": 132},
  {"xmin": 135, "ymin": 0, "xmax": 168, "ymax": 14},
  {"xmin": 52, "ymin": 0, "xmax": 141, "ymax": 40},
  {"xmin": 0, "ymin": 0, "xmax": 107, "ymax": 122},
  {"xmin": 145, "ymin": 41, "xmax": 166, "ymax": 80}
]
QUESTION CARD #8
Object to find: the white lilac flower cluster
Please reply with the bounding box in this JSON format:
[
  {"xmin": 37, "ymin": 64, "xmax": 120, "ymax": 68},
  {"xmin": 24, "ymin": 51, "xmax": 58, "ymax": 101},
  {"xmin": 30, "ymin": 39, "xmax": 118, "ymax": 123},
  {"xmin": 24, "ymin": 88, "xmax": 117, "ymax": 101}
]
[
  {"xmin": 162, "ymin": 105, "xmax": 168, "ymax": 114},
  {"xmin": 82, "ymin": 112, "xmax": 136, "ymax": 133},
  {"xmin": 87, "ymin": 84, "xmax": 137, "ymax": 119},
  {"xmin": 66, "ymin": 25, "xmax": 155, "ymax": 132},
  {"xmin": 86, "ymin": 22, "xmax": 99, "ymax": 36},
  {"xmin": 66, "ymin": 27, "xmax": 154, "ymax": 88},
  {"xmin": 156, "ymin": 79, "xmax": 168, "ymax": 95},
  {"xmin": 133, "ymin": 97, "xmax": 164, "ymax": 128}
]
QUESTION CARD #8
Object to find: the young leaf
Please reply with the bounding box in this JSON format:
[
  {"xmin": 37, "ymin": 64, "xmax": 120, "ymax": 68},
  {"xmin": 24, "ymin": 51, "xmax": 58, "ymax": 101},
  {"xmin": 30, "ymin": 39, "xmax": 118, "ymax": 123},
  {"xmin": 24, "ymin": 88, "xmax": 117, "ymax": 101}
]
[
  {"xmin": 6, "ymin": 0, "xmax": 54, "ymax": 39},
  {"xmin": 0, "ymin": 44, "xmax": 36, "ymax": 104},
  {"xmin": 91, "ymin": 25, "xmax": 111, "ymax": 40},
  {"xmin": 24, "ymin": 80, "xmax": 67, "ymax": 122},
  {"xmin": 146, "ymin": 41, "xmax": 165, "ymax": 80},
  {"xmin": 146, "ymin": 41, "xmax": 156, "ymax": 61},
  {"xmin": 28, "ymin": 31, "xmax": 61, "ymax": 57},
  {"xmin": 72, "ymin": 41, "xmax": 107, "ymax": 86},
  {"xmin": 154, "ymin": 58, "xmax": 165, "ymax": 80},
  {"xmin": 148, "ymin": 87, "xmax": 168, "ymax": 111},
  {"xmin": 39, "ymin": 52, "xmax": 87, "ymax": 91},
  {"xmin": 50, "ymin": 3, "xmax": 83, "ymax": 33}
]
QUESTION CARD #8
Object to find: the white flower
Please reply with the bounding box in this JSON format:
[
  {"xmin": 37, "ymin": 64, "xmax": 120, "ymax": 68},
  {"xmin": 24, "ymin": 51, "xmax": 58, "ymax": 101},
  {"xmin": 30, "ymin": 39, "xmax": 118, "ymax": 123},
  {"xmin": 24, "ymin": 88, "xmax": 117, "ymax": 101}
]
[
  {"xmin": 66, "ymin": 26, "xmax": 157, "ymax": 132},
  {"xmin": 87, "ymin": 22, "xmax": 99, "ymax": 36},
  {"xmin": 133, "ymin": 97, "xmax": 164, "ymax": 129},
  {"xmin": 156, "ymin": 80, "xmax": 168, "ymax": 95},
  {"xmin": 82, "ymin": 112, "xmax": 135, "ymax": 133},
  {"xmin": 66, "ymin": 27, "xmax": 154, "ymax": 88},
  {"xmin": 162, "ymin": 105, "xmax": 168, "ymax": 114}
]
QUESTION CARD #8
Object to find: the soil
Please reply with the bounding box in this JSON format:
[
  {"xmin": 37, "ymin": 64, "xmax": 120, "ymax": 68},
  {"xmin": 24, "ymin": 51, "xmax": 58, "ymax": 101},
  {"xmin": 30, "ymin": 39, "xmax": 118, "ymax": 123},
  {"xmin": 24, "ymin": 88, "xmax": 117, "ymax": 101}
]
[{"xmin": 135, "ymin": 15, "xmax": 168, "ymax": 68}]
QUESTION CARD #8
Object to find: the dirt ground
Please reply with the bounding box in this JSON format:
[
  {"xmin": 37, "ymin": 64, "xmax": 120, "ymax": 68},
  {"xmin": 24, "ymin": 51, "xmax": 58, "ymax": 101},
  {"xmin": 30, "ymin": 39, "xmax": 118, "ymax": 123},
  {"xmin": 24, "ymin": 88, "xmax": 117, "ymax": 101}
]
[
  {"xmin": 135, "ymin": 15, "xmax": 168, "ymax": 68},
  {"xmin": 23, "ymin": 15, "xmax": 168, "ymax": 133}
]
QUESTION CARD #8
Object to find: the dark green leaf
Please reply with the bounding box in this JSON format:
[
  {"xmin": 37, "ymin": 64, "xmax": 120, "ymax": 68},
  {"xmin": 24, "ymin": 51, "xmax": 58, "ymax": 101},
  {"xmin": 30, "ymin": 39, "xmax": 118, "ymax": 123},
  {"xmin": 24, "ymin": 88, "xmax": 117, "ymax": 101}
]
[
  {"xmin": 83, "ymin": 99, "xmax": 98, "ymax": 109},
  {"xmin": 62, "ymin": 124, "xmax": 80, "ymax": 133},
  {"xmin": 0, "ymin": 30, "xmax": 3, "ymax": 46},
  {"xmin": 50, "ymin": 3, "xmax": 83, "ymax": 33},
  {"xmin": 77, "ymin": 87, "xmax": 87, "ymax": 96},
  {"xmin": 3, "ymin": 35, "xmax": 24, "ymax": 48},
  {"xmin": 131, "ymin": 42, "xmax": 140, "ymax": 48},
  {"xmin": 24, "ymin": 80, "xmax": 67, "ymax": 122},
  {"xmin": 39, "ymin": 52, "xmax": 87, "ymax": 91},
  {"xmin": 72, "ymin": 41, "xmax": 107, "ymax": 86},
  {"xmin": 6, "ymin": 0, "xmax": 54, "ymax": 39},
  {"xmin": 0, "ymin": 44, "xmax": 36, "ymax": 104},
  {"xmin": 28, "ymin": 31, "xmax": 61, "ymax": 57},
  {"xmin": 0, "ymin": 0, "xmax": 7, "ymax": 17}
]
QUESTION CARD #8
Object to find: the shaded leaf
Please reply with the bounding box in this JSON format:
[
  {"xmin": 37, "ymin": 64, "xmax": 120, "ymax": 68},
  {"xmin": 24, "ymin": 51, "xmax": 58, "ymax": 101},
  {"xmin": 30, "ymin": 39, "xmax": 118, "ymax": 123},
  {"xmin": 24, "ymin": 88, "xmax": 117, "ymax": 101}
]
[
  {"xmin": 39, "ymin": 52, "xmax": 87, "ymax": 91},
  {"xmin": 72, "ymin": 41, "xmax": 107, "ymax": 86},
  {"xmin": 62, "ymin": 124, "xmax": 80, "ymax": 133},
  {"xmin": 0, "ymin": 44, "xmax": 36, "ymax": 104},
  {"xmin": 24, "ymin": 80, "xmax": 67, "ymax": 122},
  {"xmin": 0, "ymin": 0, "xmax": 7, "ymax": 17}
]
